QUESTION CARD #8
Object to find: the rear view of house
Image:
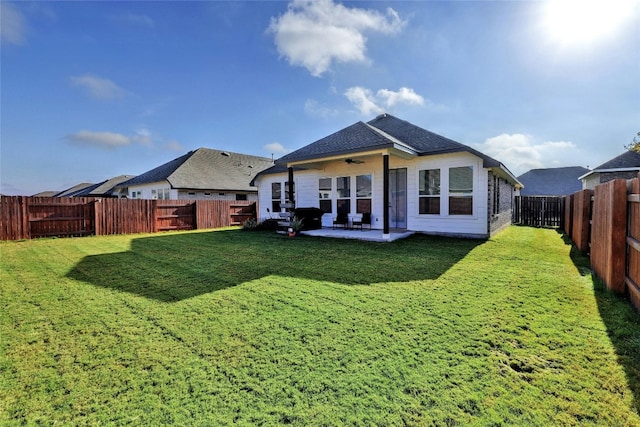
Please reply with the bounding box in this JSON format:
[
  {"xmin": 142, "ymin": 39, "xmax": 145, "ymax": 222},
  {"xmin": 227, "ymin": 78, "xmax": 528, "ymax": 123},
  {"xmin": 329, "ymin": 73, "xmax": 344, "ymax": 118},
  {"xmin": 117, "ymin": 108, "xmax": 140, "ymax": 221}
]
[{"xmin": 252, "ymin": 114, "xmax": 522, "ymax": 239}]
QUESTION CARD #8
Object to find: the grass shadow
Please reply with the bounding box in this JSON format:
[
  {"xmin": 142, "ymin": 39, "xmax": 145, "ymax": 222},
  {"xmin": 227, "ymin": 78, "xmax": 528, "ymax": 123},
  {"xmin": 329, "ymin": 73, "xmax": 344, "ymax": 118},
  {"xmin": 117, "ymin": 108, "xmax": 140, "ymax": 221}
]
[
  {"xmin": 66, "ymin": 229, "xmax": 482, "ymax": 303},
  {"xmin": 557, "ymin": 229, "xmax": 640, "ymax": 414}
]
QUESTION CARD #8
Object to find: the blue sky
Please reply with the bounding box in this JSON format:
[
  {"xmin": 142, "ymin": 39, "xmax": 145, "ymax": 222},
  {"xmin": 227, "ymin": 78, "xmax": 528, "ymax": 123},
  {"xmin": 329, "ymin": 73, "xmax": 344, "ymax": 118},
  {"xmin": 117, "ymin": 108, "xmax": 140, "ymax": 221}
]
[{"xmin": 2, "ymin": 0, "xmax": 638, "ymax": 195}]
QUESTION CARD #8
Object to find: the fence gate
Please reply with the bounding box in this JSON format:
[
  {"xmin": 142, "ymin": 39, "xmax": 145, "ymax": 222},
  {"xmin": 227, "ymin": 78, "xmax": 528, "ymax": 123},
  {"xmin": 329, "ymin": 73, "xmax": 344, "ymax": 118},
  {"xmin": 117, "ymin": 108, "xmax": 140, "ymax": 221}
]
[
  {"xmin": 513, "ymin": 196, "xmax": 565, "ymax": 228},
  {"xmin": 29, "ymin": 200, "xmax": 95, "ymax": 238}
]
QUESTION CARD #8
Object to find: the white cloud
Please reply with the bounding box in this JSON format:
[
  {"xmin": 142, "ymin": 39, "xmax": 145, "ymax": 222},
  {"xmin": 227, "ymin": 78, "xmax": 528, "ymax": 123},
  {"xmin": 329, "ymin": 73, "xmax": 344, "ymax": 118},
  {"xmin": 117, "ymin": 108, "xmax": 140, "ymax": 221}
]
[
  {"xmin": 474, "ymin": 133, "xmax": 578, "ymax": 176},
  {"xmin": 344, "ymin": 87, "xmax": 384, "ymax": 116},
  {"xmin": 345, "ymin": 86, "xmax": 428, "ymax": 116},
  {"xmin": 66, "ymin": 131, "xmax": 131, "ymax": 150},
  {"xmin": 70, "ymin": 74, "xmax": 128, "ymax": 100},
  {"xmin": 1, "ymin": 2, "xmax": 27, "ymax": 46},
  {"xmin": 377, "ymin": 87, "xmax": 424, "ymax": 108},
  {"xmin": 264, "ymin": 142, "xmax": 289, "ymax": 155},
  {"xmin": 268, "ymin": 0, "xmax": 405, "ymax": 77}
]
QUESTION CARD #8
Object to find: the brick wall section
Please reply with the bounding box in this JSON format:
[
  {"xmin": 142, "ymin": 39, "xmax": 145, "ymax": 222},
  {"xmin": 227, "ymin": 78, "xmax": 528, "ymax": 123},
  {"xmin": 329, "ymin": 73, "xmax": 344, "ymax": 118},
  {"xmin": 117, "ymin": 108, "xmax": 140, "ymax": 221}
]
[{"xmin": 488, "ymin": 172, "xmax": 515, "ymax": 236}]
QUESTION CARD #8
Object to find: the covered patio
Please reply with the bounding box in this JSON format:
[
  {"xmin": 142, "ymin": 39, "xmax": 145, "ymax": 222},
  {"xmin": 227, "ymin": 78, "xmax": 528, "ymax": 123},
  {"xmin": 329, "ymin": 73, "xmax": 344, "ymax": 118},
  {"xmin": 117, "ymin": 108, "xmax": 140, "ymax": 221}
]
[{"xmin": 300, "ymin": 228, "xmax": 415, "ymax": 242}]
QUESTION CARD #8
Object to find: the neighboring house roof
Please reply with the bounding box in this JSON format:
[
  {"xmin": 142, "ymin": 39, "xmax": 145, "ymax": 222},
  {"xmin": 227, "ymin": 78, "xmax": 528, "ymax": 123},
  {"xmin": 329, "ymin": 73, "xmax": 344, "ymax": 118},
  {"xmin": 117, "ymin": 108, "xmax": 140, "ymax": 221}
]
[
  {"xmin": 257, "ymin": 113, "xmax": 521, "ymax": 187},
  {"xmin": 86, "ymin": 175, "xmax": 136, "ymax": 196},
  {"xmin": 579, "ymin": 150, "xmax": 640, "ymax": 180},
  {"xmin": 517, "ymin": 166, "xmax": 589, "ymax": 196},
  {"xmin": 55, "ymin": 175, "xmax": 136, "ymax": 197},
  {"xmin": 31, "ymin": 191, "xmax": 59, "ymax": 197},
  {"xmin": 55, "ymin": 182, "xmax": 96, "ymax": 197},
  {"xmin": 120, "ymin": 148, "xmax": 274, "ymax": 191}
]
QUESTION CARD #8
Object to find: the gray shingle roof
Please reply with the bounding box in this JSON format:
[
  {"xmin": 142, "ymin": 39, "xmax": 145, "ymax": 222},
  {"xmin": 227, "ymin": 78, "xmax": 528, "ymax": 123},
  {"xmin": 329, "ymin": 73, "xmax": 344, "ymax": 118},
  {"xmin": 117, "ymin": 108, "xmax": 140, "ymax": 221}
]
[
  {"xmin": 86, "ymin": 175, "xmax": 135, "ymax": 196},
  {"xmin": 260, "ymin": 114, "xmax": 518, "ymax": 185},
  {"xmin": 55, "ymin": 182, "xmax": 96, "ymax": 197},
  {"xmin": 517, "ymin": 166, "xmax": 589, "ymax": 196},
  {"xmin": 120, "ymin": 148, "xmax": 273, "ymax": 191},
  {"xmin": 593, "ymin": 150, "xmax": 640, "ymax": 170},
  {"xmin": 277, "ymin": 114, "xmax": 503, "ymax": 167},
  {"xmin": 276, "ymin": 121, "xmax": 394, "ymax": 163}
]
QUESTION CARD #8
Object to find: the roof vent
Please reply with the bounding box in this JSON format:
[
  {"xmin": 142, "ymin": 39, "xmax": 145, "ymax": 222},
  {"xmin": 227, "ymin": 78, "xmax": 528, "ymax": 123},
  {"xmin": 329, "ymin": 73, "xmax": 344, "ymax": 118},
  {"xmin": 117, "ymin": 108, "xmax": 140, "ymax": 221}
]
[{"xmin": 220, "ymin": 151, "xmax": 230, "ymax": 157}]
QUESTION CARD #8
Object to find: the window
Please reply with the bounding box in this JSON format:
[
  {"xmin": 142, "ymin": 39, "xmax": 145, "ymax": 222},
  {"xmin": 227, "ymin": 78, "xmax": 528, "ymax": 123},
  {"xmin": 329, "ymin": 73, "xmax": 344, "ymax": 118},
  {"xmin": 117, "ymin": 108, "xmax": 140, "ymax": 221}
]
[
  {"xmin": 271, "ymin": 182, "xmax": 281, "ymax": 212},
  {"xmin": 356, "ymin": 174, "xmax": 371, "ymax": 213},
  {"xmin": 131, "ymin": 190, "xmax": 141, "ymax": 199},
  {"xmin": 284, "ymin": 181, "xmax": 293, "ymax": 202},
  {"xmin": 419, "ymin": 169, "xmax": 441, "ymax": 214},
  {"xmin": 236, "ymin": 193, "xmax": 247, "ymax": 201},
  {"xmin": 336, "ymin": 176, "xmax": 351, "ymax": 214},
  {"xmin": 449, "ymin": 166, "xmax": 473, "ymax": 215},
  {"xmin": 154, "ymin": 188, "xmax": 170, "ymax": 200},
  {"xmin": 319, "ymin": 178, "xmax": 332, "ymax": 213},
  {"xmin": 492, "ymin": 176, "xmax": 500, "ymax": 214}
]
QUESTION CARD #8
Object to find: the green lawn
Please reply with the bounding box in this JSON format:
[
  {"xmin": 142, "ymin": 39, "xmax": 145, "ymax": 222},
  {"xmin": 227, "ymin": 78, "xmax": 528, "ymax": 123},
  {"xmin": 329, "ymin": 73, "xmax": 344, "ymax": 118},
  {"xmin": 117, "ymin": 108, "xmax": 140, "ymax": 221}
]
[{"xmin": 1, "ymin": 226, "xmax": 639, "ymax": 426}]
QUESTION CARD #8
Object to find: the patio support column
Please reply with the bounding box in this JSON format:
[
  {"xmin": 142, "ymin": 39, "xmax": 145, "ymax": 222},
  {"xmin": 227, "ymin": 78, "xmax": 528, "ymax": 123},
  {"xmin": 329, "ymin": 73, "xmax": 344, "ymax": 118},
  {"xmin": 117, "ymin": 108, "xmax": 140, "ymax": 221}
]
[
  {"xmin": 287, "ymin": 167, "xmax": 295, "ymax": 205},
  {"xmin": 383, "ymin": 154, "xmax": 390, "ymax": 237}
]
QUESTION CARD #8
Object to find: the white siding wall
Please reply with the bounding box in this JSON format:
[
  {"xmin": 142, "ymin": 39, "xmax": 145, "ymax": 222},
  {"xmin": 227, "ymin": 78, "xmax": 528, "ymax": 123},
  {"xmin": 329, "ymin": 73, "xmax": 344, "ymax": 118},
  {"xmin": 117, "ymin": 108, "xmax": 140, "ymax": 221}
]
[
  {"xmin": 128, "ymin": 182, "xmax": 177, "ymax": 200},
  {"xmin": 256, "ymin": 152, "xmax": 491, "ymax": 237},
  {"xmin": 128, "ymin": 181, "xmax": 258, "ymax": 201}
]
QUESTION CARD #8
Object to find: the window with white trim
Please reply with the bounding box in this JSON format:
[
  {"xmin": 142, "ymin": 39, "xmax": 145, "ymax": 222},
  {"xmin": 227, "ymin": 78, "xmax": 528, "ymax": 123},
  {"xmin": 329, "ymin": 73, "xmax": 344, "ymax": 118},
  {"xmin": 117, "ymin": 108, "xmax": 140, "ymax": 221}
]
[
  {"xmin": 356, "ymin": 174, "xmax": 371, "ymax": 213},
  {"xmin": 319, "ymin": 178, "xmax": 332, "ymax": 213},
  {"xmin": 449, "ymin": 166, "xmax": 473, "ymax": 215},
  {"xmin": 419, "ymin": 169, "xmax": 441, "ymax": 214},
  {"xmin": 271, "ymin": 182, "xmax": 281, "ymax": 212},
  {"xmin": 336, "ymin": 176, "xmax": 351, "ymax": 214}
]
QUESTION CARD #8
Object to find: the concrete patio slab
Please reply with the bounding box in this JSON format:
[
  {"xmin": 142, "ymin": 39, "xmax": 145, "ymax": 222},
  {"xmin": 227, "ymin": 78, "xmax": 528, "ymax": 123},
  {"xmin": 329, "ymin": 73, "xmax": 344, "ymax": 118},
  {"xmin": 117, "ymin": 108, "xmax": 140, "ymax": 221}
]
[{"xmin": 299, "ymin": 228, "xmax": 415, "ymax": 242}]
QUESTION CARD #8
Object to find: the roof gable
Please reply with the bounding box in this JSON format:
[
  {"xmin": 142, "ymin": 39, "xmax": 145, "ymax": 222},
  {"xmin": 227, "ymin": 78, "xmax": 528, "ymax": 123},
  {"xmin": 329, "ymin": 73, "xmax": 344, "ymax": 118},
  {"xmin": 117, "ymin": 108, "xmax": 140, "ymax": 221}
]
[{"xmin": 367, "ymin": 114, "xmax": 467, "ymax": 155}]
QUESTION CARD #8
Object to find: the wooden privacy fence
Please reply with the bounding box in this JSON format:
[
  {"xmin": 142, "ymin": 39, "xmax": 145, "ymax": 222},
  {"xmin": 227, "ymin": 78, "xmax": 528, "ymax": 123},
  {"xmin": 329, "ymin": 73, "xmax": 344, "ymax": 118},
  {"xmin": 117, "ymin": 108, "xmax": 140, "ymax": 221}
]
[
  {"xmin": 513, "ymin": 196, "xmax": 564, "ymax": 228},
  {"xmin": 564, "ymin": 172, "xmax": 640, "ymax": 311},
  {"xmin": 0, "ymin": 197, "xmax": 256, "ymax": 240}
]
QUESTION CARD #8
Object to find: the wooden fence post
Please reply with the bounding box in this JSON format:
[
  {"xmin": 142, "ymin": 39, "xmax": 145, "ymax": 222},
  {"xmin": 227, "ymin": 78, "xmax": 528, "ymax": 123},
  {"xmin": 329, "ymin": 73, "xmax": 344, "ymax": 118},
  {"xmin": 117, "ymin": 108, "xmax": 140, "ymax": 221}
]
[
  {"xmin": 626, "ymin": 173, "xmax": 640, "ymax": 310},
  {"xmin": 572, "ymin": 190, "xmax": 593, "ymax": 253},
  {"xmin": 591, "ymin": 179, "xmax": 627, "ymax": 293}
]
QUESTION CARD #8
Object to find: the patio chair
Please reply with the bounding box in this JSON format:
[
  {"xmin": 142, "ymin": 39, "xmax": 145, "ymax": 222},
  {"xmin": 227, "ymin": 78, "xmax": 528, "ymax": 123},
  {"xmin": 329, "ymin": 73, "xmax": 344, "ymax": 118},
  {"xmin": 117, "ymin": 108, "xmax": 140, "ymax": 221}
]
[
  {"xmin": 333, "ymin": 212, "xmax": 349, "ymax": 229},
  {"xmin": 352, "ymin": 212, "xmax": 371, "ymax": 231}
]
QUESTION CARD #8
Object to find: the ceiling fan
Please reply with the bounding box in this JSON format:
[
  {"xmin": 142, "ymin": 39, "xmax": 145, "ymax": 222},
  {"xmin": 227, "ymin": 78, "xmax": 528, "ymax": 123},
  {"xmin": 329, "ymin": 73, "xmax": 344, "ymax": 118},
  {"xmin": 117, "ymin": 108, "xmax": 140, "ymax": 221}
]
[{"xmin": 345, "ymin": 158, "xmax": 364, "ymax": 164}]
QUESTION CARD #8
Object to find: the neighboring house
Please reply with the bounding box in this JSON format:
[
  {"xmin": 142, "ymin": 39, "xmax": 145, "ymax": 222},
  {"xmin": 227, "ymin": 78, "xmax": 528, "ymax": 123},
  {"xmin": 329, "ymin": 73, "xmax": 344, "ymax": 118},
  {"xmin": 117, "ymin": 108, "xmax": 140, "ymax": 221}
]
[
  {"xmin": 580, "ymin": 150, "xmax": 640, "ymax": 190},
  {"xmin": 517, "ymin": 166, "xmax": 589, "ymax": 196},
  {"xmin": 252, "ymin": 114, "xmax": 522, "ymax": 239},
  {"xmin": 117, "ymin": 148, "xmax": 273, "ymax": 201},
  {"xmin": 54, "ymin": 175, "xmax": 135, "ymax": 198}
]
